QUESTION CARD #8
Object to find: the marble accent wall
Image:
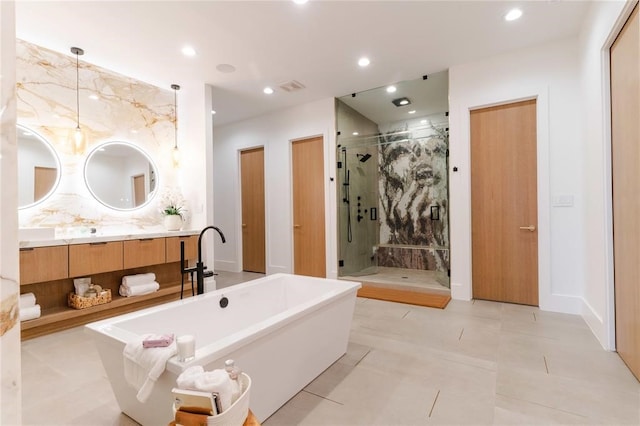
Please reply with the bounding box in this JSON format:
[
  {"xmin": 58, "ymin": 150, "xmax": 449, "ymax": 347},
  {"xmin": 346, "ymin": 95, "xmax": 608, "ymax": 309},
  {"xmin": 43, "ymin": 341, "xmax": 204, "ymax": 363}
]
[
  {"xmin": 16, "ymin": 39, "xmax": 179, "ymax": 234},
  {"xmin": 1, "ymin": 2, "xmax": 22, "ymax": 423},
  {"xmin": 378, "ymin": 123, "xmax": 449, "ymax": 273}
]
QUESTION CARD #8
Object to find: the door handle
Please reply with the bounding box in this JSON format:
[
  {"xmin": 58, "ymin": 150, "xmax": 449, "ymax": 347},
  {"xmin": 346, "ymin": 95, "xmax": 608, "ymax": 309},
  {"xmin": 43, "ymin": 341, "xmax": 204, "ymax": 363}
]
[
  {"xmin": 242, "ymin": 224, "xmax": 247, "ymax": 228},
  {"xmin": 293, "ymin": 224, "xmax": 301, "ymax": 228},
  {"xmin": 519, "ymin": 226, "xmax": 536, "ymax": 231}
]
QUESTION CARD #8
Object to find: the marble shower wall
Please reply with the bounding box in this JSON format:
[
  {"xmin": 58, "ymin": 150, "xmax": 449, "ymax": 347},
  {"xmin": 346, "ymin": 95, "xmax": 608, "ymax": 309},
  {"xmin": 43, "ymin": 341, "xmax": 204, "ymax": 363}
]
[
  {"xmin": 377, "ymin": 122, "xmax": 450, "ymax": 274},
  {"xmin": 16, "ymin": 40, "xmax": 178, "ymax": 234}
]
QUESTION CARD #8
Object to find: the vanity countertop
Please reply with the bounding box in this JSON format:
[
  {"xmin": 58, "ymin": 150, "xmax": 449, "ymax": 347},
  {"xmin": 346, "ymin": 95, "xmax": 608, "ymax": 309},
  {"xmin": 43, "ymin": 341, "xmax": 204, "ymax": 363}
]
[{"xmin": 19, "ymin": 229, "xmax": 200, "ymax": 249}]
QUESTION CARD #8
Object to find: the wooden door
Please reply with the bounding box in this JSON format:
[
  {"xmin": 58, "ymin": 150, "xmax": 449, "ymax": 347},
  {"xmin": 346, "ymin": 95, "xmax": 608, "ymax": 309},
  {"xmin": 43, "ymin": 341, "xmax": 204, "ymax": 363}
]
[
  {"xmin": 34, "ymin": 166, "xmax": 56, "ymax": 201},
  {"xmin": 132, "ymin": 174, "xmax": 145, "ymax": 207},
  {"xmin": 292, "ymin": 136, "xmax": 326, "ymax": 277},
  {"xmin": 471, "ymin": 99, "xmax": 538, "ymax": 306},
  {"xmin": 240, "ymin": 147, "xmax": 266, "ymax": 273},
  {"xmin": 611, "ymin": 4, "xmax": 640, "ymax": 381}
]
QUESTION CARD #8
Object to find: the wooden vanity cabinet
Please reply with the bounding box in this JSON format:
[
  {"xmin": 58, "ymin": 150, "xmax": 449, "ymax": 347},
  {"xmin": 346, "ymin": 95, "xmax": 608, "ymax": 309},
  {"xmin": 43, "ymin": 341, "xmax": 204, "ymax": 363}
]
[
  {"xmin": 166, "ymin": 235, "xmax": 199, "ymax": 262},
  {"xmin": 123, "ymin": 238, "xmax": 166, "ymax": 268},
  {"xmin": 19, "ymin": 246, "xmax": 69, "ymax": 285},
  {"xmin": 69, "ymin": 241, "xmax": 123, "ymax": 277}
]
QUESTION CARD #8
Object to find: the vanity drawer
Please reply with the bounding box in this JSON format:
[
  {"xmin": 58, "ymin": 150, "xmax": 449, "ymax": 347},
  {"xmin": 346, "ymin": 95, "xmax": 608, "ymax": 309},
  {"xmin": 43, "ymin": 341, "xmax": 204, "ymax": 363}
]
[
  {"xmin": 165, "ymin": 235, "xmax": 198, "ymax": 262},
  {"xmin": 69, "ymin": 241, "xmax": 123, "ymax": 277},
  {"xmin": 123, "ymin": 238, "xmax": 166, "ymax": 269},
  {"xmin": 20, "ymin": 245, "xmax": 69, "ymax": 285}
]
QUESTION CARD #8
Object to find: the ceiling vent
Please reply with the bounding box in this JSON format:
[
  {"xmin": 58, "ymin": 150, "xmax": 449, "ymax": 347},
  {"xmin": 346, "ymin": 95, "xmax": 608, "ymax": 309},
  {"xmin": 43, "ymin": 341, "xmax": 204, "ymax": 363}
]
[{"xmin": 278, "ymin": 80, "xmax": 306, "ymax": 92}]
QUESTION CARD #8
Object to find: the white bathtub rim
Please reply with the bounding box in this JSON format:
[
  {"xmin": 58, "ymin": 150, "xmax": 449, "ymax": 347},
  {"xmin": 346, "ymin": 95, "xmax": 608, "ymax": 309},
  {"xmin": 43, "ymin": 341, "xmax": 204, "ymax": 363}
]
[
  {"xmin": 85, "ymin": 273, "xmax": 361, "ymax": 374},
  {"xmin": 166, "ymin": 286, "xmax": 360, "ymax": 374}
]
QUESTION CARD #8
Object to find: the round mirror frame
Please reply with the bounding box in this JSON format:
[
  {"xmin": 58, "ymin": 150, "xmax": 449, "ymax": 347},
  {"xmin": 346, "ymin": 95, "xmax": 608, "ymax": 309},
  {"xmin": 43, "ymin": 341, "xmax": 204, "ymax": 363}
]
[
  {"xmin": 17, "ymin": 124, "xmax": 62, "ymax": 210},
  {"xmin": 83, "ymin": 141, "xmax": 159, "ymax": 211}
]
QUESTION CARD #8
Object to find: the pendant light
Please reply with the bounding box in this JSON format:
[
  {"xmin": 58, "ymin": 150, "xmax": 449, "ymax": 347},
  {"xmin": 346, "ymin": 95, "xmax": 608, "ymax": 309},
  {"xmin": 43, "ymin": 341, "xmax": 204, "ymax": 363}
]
[
  {"xmin": 171, "ymin": 84, "xmax": 181, "ymax": 167},
  {"xmin": 70, "ymin": 46, "xmax": 86, "ymax": 154}
]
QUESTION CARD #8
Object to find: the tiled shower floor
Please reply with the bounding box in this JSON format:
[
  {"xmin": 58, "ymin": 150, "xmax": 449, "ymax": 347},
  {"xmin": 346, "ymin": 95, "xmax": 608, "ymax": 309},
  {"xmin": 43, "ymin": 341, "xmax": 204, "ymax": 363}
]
[
  {"xmin": 341, "ymin": 266, "xmax": 450, "ymax": 294},
  {"xmin": 20, "ymin": 272, "xmax": 640, "ymax": 425}
]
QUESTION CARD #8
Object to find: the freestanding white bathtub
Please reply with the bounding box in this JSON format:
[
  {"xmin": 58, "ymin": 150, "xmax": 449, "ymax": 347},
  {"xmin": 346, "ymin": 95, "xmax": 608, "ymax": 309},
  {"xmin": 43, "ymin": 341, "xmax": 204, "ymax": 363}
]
[{"xmin": 85, "ymin": 273, "xmax": 361, "ymax": 425}]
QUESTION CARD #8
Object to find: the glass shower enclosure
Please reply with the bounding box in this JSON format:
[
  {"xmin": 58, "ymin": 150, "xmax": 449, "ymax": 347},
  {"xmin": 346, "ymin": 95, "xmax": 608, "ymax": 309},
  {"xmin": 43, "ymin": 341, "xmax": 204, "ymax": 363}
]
[{"xmin": 336, "ymin": 71, "xmax": 450, "ymax": 291}]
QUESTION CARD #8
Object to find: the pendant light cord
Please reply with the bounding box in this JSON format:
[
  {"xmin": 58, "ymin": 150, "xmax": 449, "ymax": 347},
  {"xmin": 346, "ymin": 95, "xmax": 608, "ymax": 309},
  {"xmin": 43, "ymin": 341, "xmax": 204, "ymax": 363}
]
[
  {"xmin": 76, "ymin": 52, "xmax": 80, "ymax": 129},
  {"xmin": 171, "ymin": 84, "xmax": 180, "ymax": 150}
]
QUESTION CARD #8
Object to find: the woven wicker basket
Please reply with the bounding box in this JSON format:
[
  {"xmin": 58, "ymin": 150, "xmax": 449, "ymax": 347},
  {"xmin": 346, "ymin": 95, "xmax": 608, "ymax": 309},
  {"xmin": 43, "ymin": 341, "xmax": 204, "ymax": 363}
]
[
  {"xmin": 173, "ymin": 373, "xmax": 251, "ymax": 426},
  {"xmin": 68, "ymin": 289, "xmax": 112, "ymax": 309}
]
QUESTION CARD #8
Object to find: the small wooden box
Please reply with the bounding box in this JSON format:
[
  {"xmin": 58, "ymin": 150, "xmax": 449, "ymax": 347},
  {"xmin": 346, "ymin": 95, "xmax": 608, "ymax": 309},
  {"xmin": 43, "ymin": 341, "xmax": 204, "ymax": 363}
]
[{"xmin": 68, "ymin": 289, "xmax": 112, "ymax": 310}]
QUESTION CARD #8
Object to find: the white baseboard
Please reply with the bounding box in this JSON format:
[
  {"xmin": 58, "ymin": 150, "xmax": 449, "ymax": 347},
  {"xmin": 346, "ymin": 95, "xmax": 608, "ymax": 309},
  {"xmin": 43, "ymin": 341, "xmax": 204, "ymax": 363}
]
[
  {"xmin": 450, "ymin": 282, "xmax": 472, "ymax": 301},
  {"xmin": 540, "ymin": 293, "xmax": 583, "ymax": 315},
  {"xmin": 214, "ymin": 260, "xmax": 240, "ymax": 272},
  {"xmin": 581, "ymin": 298, "xmax": 614, "ymax": 351}
]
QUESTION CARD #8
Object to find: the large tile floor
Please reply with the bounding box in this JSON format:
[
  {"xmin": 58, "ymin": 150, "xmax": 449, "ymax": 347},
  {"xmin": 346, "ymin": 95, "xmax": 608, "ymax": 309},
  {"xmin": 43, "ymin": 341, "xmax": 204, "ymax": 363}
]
[{"xmin": 20, "ymin": 273, "xmax": 640, "ymax": 425}]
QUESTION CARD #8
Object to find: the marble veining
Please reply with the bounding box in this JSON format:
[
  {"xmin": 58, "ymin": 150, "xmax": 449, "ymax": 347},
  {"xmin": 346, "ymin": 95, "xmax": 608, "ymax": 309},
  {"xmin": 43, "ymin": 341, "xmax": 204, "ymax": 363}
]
[
  {"xmin": 378, "ymin": 126, "xmax": 449, "ymax": 258},
  {"xmin": 0, "ymin": 292, "xmax": 18, "ymax": 337},
  {"xmin": 16, "ymin": 40, "xmax": 181, "ymax": 231}
]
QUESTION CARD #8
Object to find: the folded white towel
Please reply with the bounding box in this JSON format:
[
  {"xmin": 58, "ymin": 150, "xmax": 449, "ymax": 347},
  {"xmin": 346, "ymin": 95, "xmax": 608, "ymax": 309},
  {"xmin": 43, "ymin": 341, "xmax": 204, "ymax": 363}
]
[
  {"xmin": 20, "ymin": 304, "xmax": 41, "ymax": 321},
  {"xmin": 194, "ymin": 369, "xmax": 233, "ymax": 411},
  {"xmin": 123, "ymin": 333, "xmax": 177, "ymax": 403},
  {"xmin": 119, "ymin": 282, "xmax": 160, "ymax": 297},
  {"xmin": 122, "ymin": 273, "xmax": 156, "ymax": 287},
  {"xmin": 176, "ymin": 365, "xmax": 205, "ymax": 390},
  {"xmin": 19, "ymin": 293, "xmax": 36, "ymax": 309}
]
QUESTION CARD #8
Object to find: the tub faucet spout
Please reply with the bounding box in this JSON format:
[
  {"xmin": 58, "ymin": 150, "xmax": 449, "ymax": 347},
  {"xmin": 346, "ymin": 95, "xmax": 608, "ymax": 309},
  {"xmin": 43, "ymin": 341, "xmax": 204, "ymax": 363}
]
[{"xmin": 196, "ymin": 226, "xmax": 226, "ymax": 295}]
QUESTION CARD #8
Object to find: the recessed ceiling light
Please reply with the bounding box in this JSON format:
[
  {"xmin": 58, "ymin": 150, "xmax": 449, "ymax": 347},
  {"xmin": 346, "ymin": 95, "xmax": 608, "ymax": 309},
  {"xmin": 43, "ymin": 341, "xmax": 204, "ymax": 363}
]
[
  {"xmin": 216, "ymin": 64, "xmax": 236, "ymax": 73},
  {"xmin": 392, "ymin": 97, "xmax": 411, "ymax": 107},
  {"xmin": 386, "ymin": 86, "xmax": 396, "ymax": 93},
  {"xmin": 358, "ymin": 57, "xmax": 370, "ymax": 67},
  {"xmin": 181, "ymin": 45, "xmax": 196, "ymax": 57},
  {"xmin": 88, "ymin": 94, "xmax": 99, "ymax": 100},
  {"xmin": 505, "ymin": 8, "xmax": 523, "ymax": 21},
  {"xmin": 263, "ymin": 87, "xmax": 274, "ymax": 95},
  {"xmin": 211, "ymin": 110, "xmax": 217, "ymax": 115},
  {"xmin": 352, "ymin": 132, "xmax": 359, "ymax": 136},
  {"xmin": 408, "ymin": 110, "xmax": 416, "ymax": 114},
  {"xmin": 292, "ymin": 0, "xmax": 308, "ymax": 4}
]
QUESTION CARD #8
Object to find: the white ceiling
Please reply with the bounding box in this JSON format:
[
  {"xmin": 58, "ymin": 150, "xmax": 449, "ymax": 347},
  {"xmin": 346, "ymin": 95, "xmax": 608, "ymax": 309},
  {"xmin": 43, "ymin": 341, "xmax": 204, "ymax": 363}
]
[{"xmin": 15, "ymin": 1, "xmax": 592, "ymax": 127}]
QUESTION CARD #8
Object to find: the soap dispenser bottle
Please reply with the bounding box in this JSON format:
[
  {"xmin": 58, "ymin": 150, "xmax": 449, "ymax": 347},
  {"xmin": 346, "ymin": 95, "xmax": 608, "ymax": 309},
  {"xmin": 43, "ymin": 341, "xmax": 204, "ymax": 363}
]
[{"xmin": 225, "ymin": 359, "xmax": 242, "ymax": 403}]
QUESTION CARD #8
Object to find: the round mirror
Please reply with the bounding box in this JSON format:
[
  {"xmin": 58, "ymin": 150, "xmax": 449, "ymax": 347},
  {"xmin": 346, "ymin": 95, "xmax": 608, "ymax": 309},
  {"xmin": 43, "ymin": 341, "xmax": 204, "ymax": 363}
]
[
  {"xmin": 84, "ymin": 142, "xmax": 158, "ymax": 210},
  {"xmin": 17, "ymin": 124, "xmax": 61, "ymax": 209}
]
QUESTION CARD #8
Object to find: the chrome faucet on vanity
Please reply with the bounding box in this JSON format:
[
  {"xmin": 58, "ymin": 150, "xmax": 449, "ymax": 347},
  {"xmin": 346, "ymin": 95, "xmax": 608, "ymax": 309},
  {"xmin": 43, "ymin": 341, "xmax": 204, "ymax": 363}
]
[{"xmin": 195, "ymin": 225, "xmax": 226, "ymax": 295}]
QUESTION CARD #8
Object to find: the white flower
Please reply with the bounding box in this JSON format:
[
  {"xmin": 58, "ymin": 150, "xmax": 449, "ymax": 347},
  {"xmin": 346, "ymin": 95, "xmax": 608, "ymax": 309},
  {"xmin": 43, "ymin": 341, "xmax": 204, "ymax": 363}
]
[{"xmin": 158, "ymin": 187, "xmax": 187, "ymax": 218}]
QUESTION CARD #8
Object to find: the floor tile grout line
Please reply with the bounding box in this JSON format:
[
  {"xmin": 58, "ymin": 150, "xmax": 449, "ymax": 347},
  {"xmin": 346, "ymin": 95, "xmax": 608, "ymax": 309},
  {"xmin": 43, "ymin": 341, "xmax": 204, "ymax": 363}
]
[
  {"xmin": 458, "ymin": 328, "xmax": 464, "ymax": 341},
  {"xmin": 495, "ymin": 392, "xmax": 589, "ymax": 419},
  {"xmin": 428, "ymin": 389, "xmax": 441, "ymax": 418},
  {"xmin": 533, "ymin": 312, "xmax": 537, "ymax": 322},
  {"xmin": 353, "ymin": 349, "xmax": 371, "ymax": 368},
  {"xmin": 543, "ymin": 355, "xmax": 549, "ymax": 374},
  {"xmin": 301, "ymin": 389, "xmax": 344, "ymax": 405}
]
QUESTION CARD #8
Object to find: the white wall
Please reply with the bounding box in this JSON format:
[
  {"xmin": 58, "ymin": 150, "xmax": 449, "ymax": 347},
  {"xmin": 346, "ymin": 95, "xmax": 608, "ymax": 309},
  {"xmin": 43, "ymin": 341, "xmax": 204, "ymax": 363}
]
[
  {"xmin": 578, "ymin": 0, "xmax": 631, "ymax": 351},
  {"xmin": 449, "ymin": 37, "xmax": 585, "ymax": 314},
  {"xmin": 213, "ymin": 98, "xmax": 337, "ymax": 277}
]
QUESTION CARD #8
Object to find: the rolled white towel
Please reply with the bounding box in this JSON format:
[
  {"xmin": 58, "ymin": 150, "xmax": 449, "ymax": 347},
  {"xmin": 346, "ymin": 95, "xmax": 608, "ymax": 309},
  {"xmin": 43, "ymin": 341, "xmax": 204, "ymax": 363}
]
[
  {"xmin": 194, "ymin": 369, "xmax": 233, "ymax": 411},
  {"xmin": 20, "ymin": 304, "xmax": 41, "ymax": 321},
  {"xmin": 119, "ymin": 282, "xmax": 159, "ymax": 297},
  {"xmin": 122, "ymin": 273, "xmax": 156, "ymax": 287},
  {"xmin": 19, "ymin": 293, "xmax": 36, "ymax": 309},
  {"xmin": 176, "ymin": 365, "xmax": 205, "ymax": 390}
]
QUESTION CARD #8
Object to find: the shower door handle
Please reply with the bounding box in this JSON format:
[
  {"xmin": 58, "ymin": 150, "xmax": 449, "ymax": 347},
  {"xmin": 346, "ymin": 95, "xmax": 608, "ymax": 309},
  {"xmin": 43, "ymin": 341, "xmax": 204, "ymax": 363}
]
[
  {"xmin": 293, "ymin": 224, "xmax": 301, "ymax": 228},
  {"xmin": 519, "ymin": 225, "xmax": 536, "ymax": 232}
]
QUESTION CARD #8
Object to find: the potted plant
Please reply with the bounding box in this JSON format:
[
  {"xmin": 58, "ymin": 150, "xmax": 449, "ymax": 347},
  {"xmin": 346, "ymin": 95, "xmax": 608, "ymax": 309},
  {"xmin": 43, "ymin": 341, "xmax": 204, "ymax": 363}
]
[{"xmin": 160, "ymin": 188, "xmax": 186, "ymax": 231}]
